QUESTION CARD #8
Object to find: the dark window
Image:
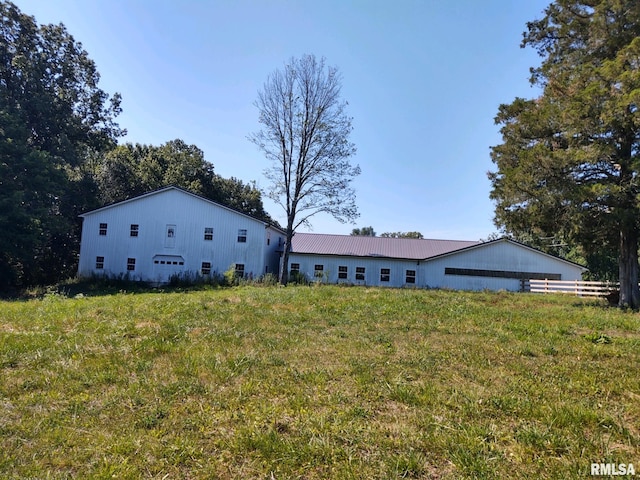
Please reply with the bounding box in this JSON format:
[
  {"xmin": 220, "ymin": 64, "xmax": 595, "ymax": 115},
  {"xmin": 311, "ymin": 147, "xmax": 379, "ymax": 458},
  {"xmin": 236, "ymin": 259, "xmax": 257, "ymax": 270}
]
[
  {"xmin": 355, "ymin": 267, "xmax": 365, "ymax": 281},
  {"xmin": 314, "ymin": 264, "xmax": 324, "ymax": 277},
  {"xmin": 127, "ymin": 258, "xmax": 136, "ymax": 271},
  {"xmin": 406, "ymin": 270, "xmax": 416, "ymax": 284},
  {"xmin": 338, "ymin": 266, "xmax": 348, "ymax": 279},
  {"xmin": 444, "ymin": 267, "xmax": 561, "ymax": 280},
  {"xmin": 96, "ymin": 256, "xmax": 104, "ymax": 269},
  {"xmin": 99, "ymin": 223, "xmax": 107, "ymax": 236},
  {"xmin": 204, "ymin": 227, "xmax": 213, "ymax": 240},
  {"xmin": 130, "ymin": 224, "xmax": 139, "ymax": 237},
  {"xmin": 380, "ymin": 268, "xmax": 390, "ymax": 282},
  {"xmin": 201, "ymin": 262, "xmax": 211, "ymax": 275},
  {"xmin": 237, "ymin": 229, "xmax": 247, "ymax": 243},
  {"xmin": 235, "ymin": 263, "xmax": 245, "ymax": 278},
  {"xmin": 290, "ymin": 263, "xmax": 300, "ymax": 273}
]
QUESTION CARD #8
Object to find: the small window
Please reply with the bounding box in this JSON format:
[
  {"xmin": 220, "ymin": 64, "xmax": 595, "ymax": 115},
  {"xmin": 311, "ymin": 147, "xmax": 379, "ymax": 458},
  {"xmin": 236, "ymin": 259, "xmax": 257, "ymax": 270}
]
[
  {"xmin": 267, "ymin": 232, "xmax": 271, "ymax": 246},
  {"xmin": 99, "ymin": 223, "xmax": 107, "ymax": 236},
  {"xmin": 235, "ymin": 263, "xmax": 245, "ymax": 278},
  {"xmin": 204, "ymin": 227, "xmax": 213, "ymax": 240},
  {"xmin": 314, "ymin": 264, "xmax": 324, "ymax": 277},
  {"xmin": 130, "ymin": 224, "xmax": 139, "ymax": 237},
  {"xmin": 406, "ymin": 270, "xmax": 416, "ymax": 284},
  {"xmin": 355, "ymin": 267, "xmax": 365, "ymax": 281},
  {"xmin": 201, "ymin": 262, "xmax": 211, "ymax": 275},
  {"xmin": 237, "ymin": 229, "xmax": 247, "ymax": 243},
  {"xmin": 338, "ymin": 266, "xmax": 348, "ymax": 279},
  {"xmin": 290, "ymin": 263, "xmax": 300, "ymax": 273},
  {"xmin": 380, "ymin": 268, "xmax": 390, "ymax": 282},
  {"xmin": 127, "ymin": 258, "xmax": 136, "ymax": 271},
  {"xmin": 96, "ymin": 256, "xmax": 104, "ymax": 269}
]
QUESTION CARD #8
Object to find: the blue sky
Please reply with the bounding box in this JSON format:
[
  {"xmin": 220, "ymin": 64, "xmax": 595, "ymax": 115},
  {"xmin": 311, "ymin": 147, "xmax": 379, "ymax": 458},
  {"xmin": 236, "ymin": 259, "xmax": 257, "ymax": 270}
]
[{"xmin": 17, "ymin": 0, "xmax": 548, "ymax": 240}]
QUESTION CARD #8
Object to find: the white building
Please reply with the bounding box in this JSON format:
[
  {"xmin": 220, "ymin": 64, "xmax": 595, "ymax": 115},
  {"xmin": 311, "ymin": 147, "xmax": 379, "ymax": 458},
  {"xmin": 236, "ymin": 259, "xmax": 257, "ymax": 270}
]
[
  {"xmin": 78, "ymin": 187, "xmax": 586, "ymax": 291},
  {"xmin": 288, "ymin": 233, "xmax": 586, "ymax": 291},
  {"xmin": 77, "ymin": 186, "xmax": 285, "ymax": 283}
]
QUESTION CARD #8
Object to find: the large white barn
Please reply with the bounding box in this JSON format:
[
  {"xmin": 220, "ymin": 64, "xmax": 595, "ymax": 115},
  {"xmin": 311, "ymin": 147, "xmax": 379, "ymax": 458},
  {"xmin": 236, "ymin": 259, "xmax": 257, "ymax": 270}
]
[
  {"xmin": 78, "ymin": 187, "xmax": 586, "ymax": 290},
  {"xmin": 77, "ymin": 186, "xmax": 285, "ymax": 283},
  {"xmin": 288, "ymin": 233, "xmax": 586, "ymax": 291}
]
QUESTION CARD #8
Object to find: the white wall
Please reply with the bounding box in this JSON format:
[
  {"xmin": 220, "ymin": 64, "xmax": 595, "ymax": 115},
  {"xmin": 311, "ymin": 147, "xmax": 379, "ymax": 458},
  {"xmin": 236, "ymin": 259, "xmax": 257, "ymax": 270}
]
[
  {"xmin": 423, "ymin": 240, "xmax": 585, "ymax": 291},
  {"xmin": 78, "ymin": 188, "xmax": 280, "ymax": 283},
  {"xmin": 288, "ymin": 240, "xmax": 585, "ymax": 291},
  {"xmin": 287, "ymin": 254, "xmax": 423, "ymax": 287}
]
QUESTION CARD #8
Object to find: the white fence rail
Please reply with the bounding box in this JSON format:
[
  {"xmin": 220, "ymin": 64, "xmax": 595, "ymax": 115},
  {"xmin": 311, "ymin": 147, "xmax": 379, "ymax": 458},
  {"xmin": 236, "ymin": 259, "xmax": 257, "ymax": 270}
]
[{"xmin": 523, "ymin": 279, "xmax": 618, "ymax": 297}]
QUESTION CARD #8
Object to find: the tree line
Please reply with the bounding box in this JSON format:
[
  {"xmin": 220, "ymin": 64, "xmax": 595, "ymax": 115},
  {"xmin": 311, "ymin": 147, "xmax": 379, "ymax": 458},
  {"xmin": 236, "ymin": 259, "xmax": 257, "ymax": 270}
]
[{"xmin": 0, "ymin": 1, "xmax": 272, "ymax": 290}]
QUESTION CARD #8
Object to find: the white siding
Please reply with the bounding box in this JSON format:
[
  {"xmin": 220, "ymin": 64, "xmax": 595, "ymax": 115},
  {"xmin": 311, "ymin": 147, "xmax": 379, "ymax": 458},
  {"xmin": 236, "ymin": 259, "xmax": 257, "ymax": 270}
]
[
  {"xmin": 78, "ymin": 188, "xmax": 281, "ymax": 283},
  {"xmin": 424, "ymin": 240, "xmax": 584, "ymax": 291},
  {"xmin": 287, "ymin": 254, "xmax": 423, "ymax": 288},
  {"xmin": 288, "ymin": 239, "xmax": 585, "ymax": 292}
]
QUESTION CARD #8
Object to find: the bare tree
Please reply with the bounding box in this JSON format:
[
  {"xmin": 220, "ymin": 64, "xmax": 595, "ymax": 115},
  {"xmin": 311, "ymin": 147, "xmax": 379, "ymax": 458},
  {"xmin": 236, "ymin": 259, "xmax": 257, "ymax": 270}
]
[{"xmin": 250, "ymin": 54, "xmax": 359, "ymax": 284}]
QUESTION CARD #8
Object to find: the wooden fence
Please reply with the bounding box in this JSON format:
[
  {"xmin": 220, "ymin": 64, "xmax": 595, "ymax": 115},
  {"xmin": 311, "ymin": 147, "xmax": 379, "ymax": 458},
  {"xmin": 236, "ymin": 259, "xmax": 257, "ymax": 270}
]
[{"xmin": 522, "ymin": 279, "xmax": 618, "ymax": 297}]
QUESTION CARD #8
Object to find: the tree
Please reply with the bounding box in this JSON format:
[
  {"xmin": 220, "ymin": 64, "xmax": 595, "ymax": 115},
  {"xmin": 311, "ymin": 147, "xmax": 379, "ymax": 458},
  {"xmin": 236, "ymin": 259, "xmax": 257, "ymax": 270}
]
[
  {"xmin": 92, "ymin": 140, "xmax": 275, "ymax": 224},
  {"xmin": 0, "ymin": 1, "xmax": 123, "ymax": 288},
  {"xmin": 351, "ymin": 226, "xmax": 376, "ymax": 236},
  {"xmin": 249, "ymin": 54, "xmax": 359, "ymax": 284},
  {"xmin": 488, "ymin": 0, "xmax": 640, "ymax": 307},
  {"xmin": 380, "ymin": 231, "xmax": 424, "ymax": 239}
]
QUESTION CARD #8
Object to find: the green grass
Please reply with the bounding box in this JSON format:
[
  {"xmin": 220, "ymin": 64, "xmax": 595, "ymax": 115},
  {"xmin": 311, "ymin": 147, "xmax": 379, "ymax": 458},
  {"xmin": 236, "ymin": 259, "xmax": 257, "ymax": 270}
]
[{"xmin": 1, "ymin": 286, "xmax": 639, "ymax": 479}]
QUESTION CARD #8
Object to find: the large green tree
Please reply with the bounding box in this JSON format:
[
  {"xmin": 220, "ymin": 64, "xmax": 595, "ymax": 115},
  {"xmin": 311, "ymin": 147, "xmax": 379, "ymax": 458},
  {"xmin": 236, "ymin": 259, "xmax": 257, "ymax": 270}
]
[
  {"xmin": 489, "ymin": 0, "xmax": 640, "ymax": 307},
  {"xmin": 250, "ymin": 54, "xmax": 359, "ymax": 284},
  {"xmin": 0, "ymin": 1, "xmax": 122, "ymax": 288},
  {"xmin": 92, "ymin": 140, "xmax": 275, "ymax": 224}
]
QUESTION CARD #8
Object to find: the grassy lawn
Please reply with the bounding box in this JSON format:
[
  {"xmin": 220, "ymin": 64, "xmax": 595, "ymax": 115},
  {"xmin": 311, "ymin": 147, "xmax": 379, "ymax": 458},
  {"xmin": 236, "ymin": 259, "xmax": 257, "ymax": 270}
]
[{"xmin": 1, "ymin": 285, "xmax": 639, "ymax": 479}]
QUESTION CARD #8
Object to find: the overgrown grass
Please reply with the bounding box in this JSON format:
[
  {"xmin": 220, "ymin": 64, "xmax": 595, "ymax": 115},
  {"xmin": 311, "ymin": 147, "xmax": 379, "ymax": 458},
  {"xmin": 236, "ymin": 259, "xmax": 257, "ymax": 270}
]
[{"xmin": 1, "ymin": 286, "xmax": 638, "ymax": 478}]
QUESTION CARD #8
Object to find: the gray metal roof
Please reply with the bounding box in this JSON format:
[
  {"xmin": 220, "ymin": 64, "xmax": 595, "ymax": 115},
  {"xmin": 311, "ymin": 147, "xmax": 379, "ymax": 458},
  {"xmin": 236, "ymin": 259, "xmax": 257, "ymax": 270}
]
[{"xmin": 290, "ymin": 233, "xmax": 480, "ymax": 260}]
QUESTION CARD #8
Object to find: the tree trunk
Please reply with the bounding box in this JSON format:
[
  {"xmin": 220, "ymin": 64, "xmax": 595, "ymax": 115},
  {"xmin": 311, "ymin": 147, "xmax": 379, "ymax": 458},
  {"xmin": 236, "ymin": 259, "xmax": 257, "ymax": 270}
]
[
  {"xmin": 618, "ymin": 226, "xmax": 640, "ymax": 308},
  {"xmin": 278, "ymin": 228, "xmax": 294, "ymax": 285}
]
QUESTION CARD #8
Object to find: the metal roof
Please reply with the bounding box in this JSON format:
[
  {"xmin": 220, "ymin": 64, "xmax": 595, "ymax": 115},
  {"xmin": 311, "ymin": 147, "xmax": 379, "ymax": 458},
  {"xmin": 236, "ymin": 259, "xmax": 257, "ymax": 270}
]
[{"xmin": 290, "ymin": 233, "xmax": 480, "ymax": 260}]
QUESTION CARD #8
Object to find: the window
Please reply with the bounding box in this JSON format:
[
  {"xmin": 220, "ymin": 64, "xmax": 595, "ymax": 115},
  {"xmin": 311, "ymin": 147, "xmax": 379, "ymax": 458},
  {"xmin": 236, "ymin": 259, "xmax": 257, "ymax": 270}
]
[
  {"xmin": 355, "ymin": 267, "xmax": 365, "ymax": 281},
  {"xmin": 165, "ymin": 224, "xmax": 176, "ymax": 248},
  {"xmin": 130, "ymin": 224, "xmax": 139, "ymax": 237},
  {"xmin": 99, "ymin": 223, "xmax": 107, "ymax": 236},
  {"xmin": 380, "ymin": 268, "xmax": 390, "ymax": 282},
  {"xmin": 237, "ymin": 229, "xmax": 247, "ymax": 243},
  {"xmin": 201, "ymin": 262, "xmax": 211, "ymax": 275},
  {"xmin": 406, "ymin": 270, "xmax": 416, "ymax": 284},
  {"xmin": 96, "ymin": 256, "xmax": 104, "ymax": 269},
  {"xmin": 204, "ymin": 227, "xmax": 213, "ymax": 241},
  {"xmin": 235, "ymin": 263, "xmax": 245, "ymax": 278},
  {"xmin": 338, "ymin": 266, "xmax": 348, "ymax": 279},
  {"xmin": 267, "ymin": 232, "xmax": 271, "ymax": 245},
  {"xmin": 314, "ymin": 264, "xmax": 324, "ymax": 277},
  {"xmin": 290, "ymin": 263, "xmax": 300, "ymax": 273},
  {"xmin": 127, "ymin": 258, "xmax": 136, "ymax": 271}
]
